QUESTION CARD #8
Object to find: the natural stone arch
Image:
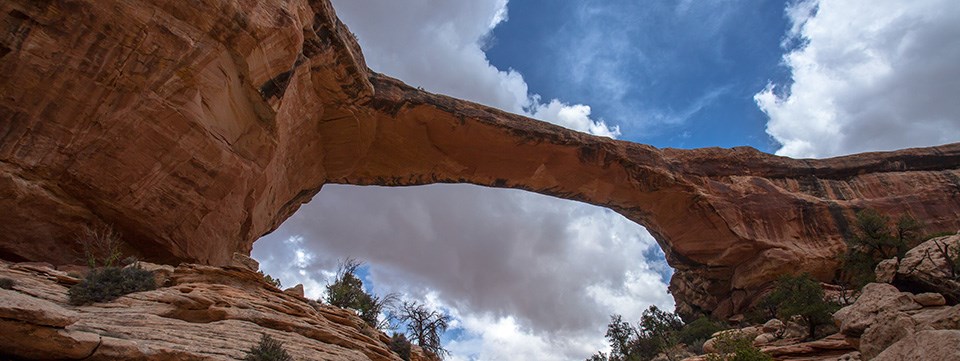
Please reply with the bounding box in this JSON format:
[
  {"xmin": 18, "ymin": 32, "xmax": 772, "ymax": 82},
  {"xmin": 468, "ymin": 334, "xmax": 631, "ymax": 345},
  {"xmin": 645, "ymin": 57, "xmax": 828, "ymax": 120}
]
[
  {"xmin": 316, "ymin": 73, "xmax": 960, "ymax": 317},
  {"xmin": 1, "ymin": 0, "xmax": 959, "ymax": 318}
]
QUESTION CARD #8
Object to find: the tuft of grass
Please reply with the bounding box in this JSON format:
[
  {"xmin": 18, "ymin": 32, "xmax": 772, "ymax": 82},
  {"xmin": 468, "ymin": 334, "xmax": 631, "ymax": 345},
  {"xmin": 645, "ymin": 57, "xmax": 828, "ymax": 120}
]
[
  {"xmin": 68, "ymin": 266, "xmax": 156, "ymax": 305},
  {"xmin": 0, "ymin": 277, "xmax": 15, "ymax": 290},
  {"xmin": 244, "ymin": 334, "xmax": 292, "ymax": 361}
]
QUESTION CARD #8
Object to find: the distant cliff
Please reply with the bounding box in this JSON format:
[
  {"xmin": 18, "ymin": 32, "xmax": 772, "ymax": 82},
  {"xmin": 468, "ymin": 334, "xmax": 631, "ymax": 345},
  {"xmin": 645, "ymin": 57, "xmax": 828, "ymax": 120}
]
[{"xmin": 1, "ymin": 0, "xmax": 959, "ymax": 318}]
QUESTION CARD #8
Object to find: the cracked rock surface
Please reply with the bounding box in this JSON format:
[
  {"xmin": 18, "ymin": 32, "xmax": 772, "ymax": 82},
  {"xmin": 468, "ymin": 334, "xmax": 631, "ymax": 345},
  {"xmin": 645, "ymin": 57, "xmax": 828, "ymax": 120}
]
[{"xmin": 0, "ymin": 260, "xmax": 433, "ymax": 360}]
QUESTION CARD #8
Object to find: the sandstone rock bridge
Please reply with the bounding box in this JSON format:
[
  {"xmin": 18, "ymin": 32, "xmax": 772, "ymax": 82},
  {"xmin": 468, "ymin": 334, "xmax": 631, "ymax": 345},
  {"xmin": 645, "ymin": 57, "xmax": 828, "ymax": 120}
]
[{"xmin": 2, "ymin": 0, "xmax": 959, "ymax": 317}]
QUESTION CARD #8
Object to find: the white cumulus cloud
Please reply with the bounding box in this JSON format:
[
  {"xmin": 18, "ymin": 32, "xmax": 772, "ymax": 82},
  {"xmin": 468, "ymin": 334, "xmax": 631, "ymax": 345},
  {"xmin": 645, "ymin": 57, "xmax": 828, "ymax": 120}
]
[
  {"xmin": 756, "ymin": 0, "xmax": 960, "ymax": 158},
  {"xmin": 331, "ymin": 0, "xmax": 618, "ymax": 138}
]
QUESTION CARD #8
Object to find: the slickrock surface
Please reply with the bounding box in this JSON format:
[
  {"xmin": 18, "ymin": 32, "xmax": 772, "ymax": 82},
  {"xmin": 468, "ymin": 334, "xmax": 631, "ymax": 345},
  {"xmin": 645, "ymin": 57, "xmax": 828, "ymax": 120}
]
[
  {"xmin": 0, "ymin": 260, "xmax": 434, "ymax": 360},
  {"xmin": 2, "ymin": 0, "xmax": 959, "ymax": 317}
]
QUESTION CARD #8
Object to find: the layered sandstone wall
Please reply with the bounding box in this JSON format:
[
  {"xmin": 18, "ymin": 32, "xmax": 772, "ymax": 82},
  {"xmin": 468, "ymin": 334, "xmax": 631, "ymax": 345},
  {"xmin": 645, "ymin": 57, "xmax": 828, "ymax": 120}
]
[{"xmin": 2, "ymin": 0, "xmax": 959, "ymax": 317}]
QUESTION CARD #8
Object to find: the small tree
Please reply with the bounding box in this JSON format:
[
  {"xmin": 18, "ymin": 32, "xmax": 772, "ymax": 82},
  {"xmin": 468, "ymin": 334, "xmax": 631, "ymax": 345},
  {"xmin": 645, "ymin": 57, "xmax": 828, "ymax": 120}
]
[
  {"xmin": 324, "ymin": 258, "xmax": 396, "ymax": 329},
  {"xmin": 394, "ymin": 301, "xmax": 451, "ymax": 359},
  {"xmin": 639, "ymin": 305, "xmax": 684, "ymax": 361},
  {"xmin": 244, "ymin": 334, "xmax": 292, "ymax": 361},
  {"xmin": 762, "ymin": 273, "xmax": 838, "ymax": 340},
  {"xmin": 593, "ymin": 306, "xmax": 687, "ymax": 361},
  {"xmin": 604, "ymin": 314, "xmax": 641, "ymax": 361},
  {"xmin": 840, "ymin": 210, "xmax": 923, "ymax": 289}
]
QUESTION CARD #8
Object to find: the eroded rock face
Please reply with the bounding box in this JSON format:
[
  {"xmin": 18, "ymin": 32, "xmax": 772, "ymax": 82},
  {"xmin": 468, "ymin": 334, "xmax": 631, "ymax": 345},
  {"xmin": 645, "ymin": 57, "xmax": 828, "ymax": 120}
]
[
  {"xmin": 2, "ymin": 0, "xmax": 959, "ymax": 317},
  {"xmin": 0, "ymin": 260, "xmax": 435, "ymax": 360}
]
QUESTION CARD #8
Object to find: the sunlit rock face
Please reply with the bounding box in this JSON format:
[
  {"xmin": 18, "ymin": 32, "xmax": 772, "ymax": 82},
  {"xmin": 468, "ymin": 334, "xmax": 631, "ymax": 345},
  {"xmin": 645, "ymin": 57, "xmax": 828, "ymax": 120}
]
[{"xmin": 2, "ymin": 0, "xmax": 959, "ymax": 317}]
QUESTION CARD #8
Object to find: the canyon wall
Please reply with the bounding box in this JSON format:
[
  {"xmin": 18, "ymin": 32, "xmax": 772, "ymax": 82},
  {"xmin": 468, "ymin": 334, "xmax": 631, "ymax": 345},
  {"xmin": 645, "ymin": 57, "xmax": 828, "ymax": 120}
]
[{"xmin": 2, "ymin": 0, "xmax": 959, "ymax": 317}]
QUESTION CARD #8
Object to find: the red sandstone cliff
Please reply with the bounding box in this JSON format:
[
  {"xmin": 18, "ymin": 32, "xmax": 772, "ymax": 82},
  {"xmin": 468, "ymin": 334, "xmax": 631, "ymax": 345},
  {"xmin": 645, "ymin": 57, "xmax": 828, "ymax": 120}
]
[{"xmin": 1, "ymin": 0, "xmax": 958, "ymax": 317}]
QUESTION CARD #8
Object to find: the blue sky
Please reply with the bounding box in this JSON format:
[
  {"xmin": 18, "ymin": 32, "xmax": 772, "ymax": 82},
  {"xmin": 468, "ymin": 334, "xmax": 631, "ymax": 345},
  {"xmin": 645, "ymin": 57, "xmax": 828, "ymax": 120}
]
[
  {"xmin": 254, "ymin": 1, "xmax": 960, "ymax": 359},
  {"xmin": 486, "ymin": 0, "xmax": 793, "ymax": 151}
]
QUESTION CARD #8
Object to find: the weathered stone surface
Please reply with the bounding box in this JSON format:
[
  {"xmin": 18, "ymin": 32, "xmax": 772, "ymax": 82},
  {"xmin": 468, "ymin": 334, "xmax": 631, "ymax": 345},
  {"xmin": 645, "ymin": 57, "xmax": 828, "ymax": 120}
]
[
  {"xmin": 893, "ymin": 235, "xmax": 960, "ymax": 303},
  {"xmin": 0, "ymin": 260, "xmax": 435, "ymax": 361},
  {"xmin": 759, "ymin": 333, "xmax": 856, "ymax": 360},
  {"xmin": 703, "ymin": 327, "xmax": 763, "ymax": 353},
  {"xmin": 284, "ymin": 283, "xmax": 306, "ymax": 298},
  {"xmin": 833, "ymin": 283, "xmax": 921, "ymax": 337},
  {"xmin": 872, "ymin": 330, "xmax": 960, "ymax": 361},
  {"xmin": 0, "ymin": 319, "xmax": 101, "ymax": 360},
  {"xmin": 1, "ymin": 0, "xmax": 959, "ymax": 318},
  {"xmin": 230, "ymin": 253, "xmax": 261, "ymax": 273},
  {"xmin": 0, "ymin": 288, "xmax": 78, "ymax": 327},
  {"xmin": 859, "ymin": 311, "xmax": 916, "ymax": 359},
  {"xmin": 873, "ymin": 258, "xmax": 898, "ymax": 284},
  {"xmin": 912, "ymin": 292, "xmax": 946, "ymax": 307},
  {"xmin": 834, "ymin": 281, "xmax": 960, "ymax": 360},
  {"xmin": 762, "ymin": 318, "xmax": 784, "ymax": 334}
]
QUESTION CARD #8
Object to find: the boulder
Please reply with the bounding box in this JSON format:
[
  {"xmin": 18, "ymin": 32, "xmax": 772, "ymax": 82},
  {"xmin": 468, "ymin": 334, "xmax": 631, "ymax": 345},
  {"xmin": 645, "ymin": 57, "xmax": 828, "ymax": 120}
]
[
  {"xmin": 894, "ymin": 235, "xmax": 960, "ymax": 303},
  {"xmin": 872, "ymin": 330, "xmax": 960, "ymax": 361},
  {"xmin": 859, "ymin": 311, "xmax": 916, "ymax": 359},
  {"xmin": 753, "ymin": 332, "xmax": 778, "ymax": 346},
  {"xmin": 833, "ymin": 283, "xmax": 921, "ymax": 337},
  {"xmin": 284, "ymin": 284, "xmax": 306, "ymax": 298},
  {"xmin": 874, "ymin": 258, "xmax": 898, "ymax": 284},
  {"xmin": 762, "ymin": 318, "xmax": 784, "ymax": 334},
  {"xmin": 912, "ymin": 292, "xmax": 946, "ymax": 307}
]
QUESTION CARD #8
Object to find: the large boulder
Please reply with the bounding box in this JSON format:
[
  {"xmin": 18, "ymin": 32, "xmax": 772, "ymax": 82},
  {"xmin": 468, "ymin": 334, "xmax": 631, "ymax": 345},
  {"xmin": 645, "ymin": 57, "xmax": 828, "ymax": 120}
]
[
  {"xmin": 892, "ymin": 235, "xmax": 960, "ymax": 303},
  {"xmin": 872, "ymin": 330, "xmax": 960, "ymax": 361},
  {"xmin": 833, "ymin": 283, "xmax": 921, "ymax": 337}
]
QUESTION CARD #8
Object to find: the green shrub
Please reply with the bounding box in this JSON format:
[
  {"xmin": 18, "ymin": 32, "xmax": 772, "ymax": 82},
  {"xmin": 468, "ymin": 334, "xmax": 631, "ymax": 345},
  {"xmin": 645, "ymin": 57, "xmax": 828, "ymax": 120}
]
[
  {"xmin": 678, "ymin": 316, "xmax": 724, "ymax": 348},
  {"xmin": 686, "ymin": 338, "xmax": 708, "ymax": 355},
  {"xmin": 389, "ymin": 333, "xmax": 412, "ymax": 361},
  {"xmin": 761, "ymin": 273, "xmax": 838, "ymax": 340},
  {"xmin": 0, "ymin": 277, "xmax": 14, "ymax": 290},
  {"xmin": 705, "ymin": 331, "xmax": 772, "ymax": 361},
  {"xmin": 68, "ymin": 266, "xmax": 156, "ymax": 305},
  {"xmin": 591, "ymin": 305, "xmax": 686, "ymax": 361},
  {"xmin": 244, "ymin": 334, "xmax": 292, "ymax": 361},
  {"xmin": 325, "ymin": 259, "xmax": 396, "ymax": 329},
  {"xmin": 839, "ymin": 210, "xmax": 923, "ymax": 289}
]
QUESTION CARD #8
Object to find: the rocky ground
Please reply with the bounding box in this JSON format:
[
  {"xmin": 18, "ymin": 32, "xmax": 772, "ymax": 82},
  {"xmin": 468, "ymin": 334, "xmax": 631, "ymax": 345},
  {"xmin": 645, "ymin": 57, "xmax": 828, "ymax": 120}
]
[
  {"xmin": 0, "ymin": 254, "xmax": 434, "ymax": 360},
  {"xmin": 686, "ymin": 235, "xmax": 960, "ymax": 361}
]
